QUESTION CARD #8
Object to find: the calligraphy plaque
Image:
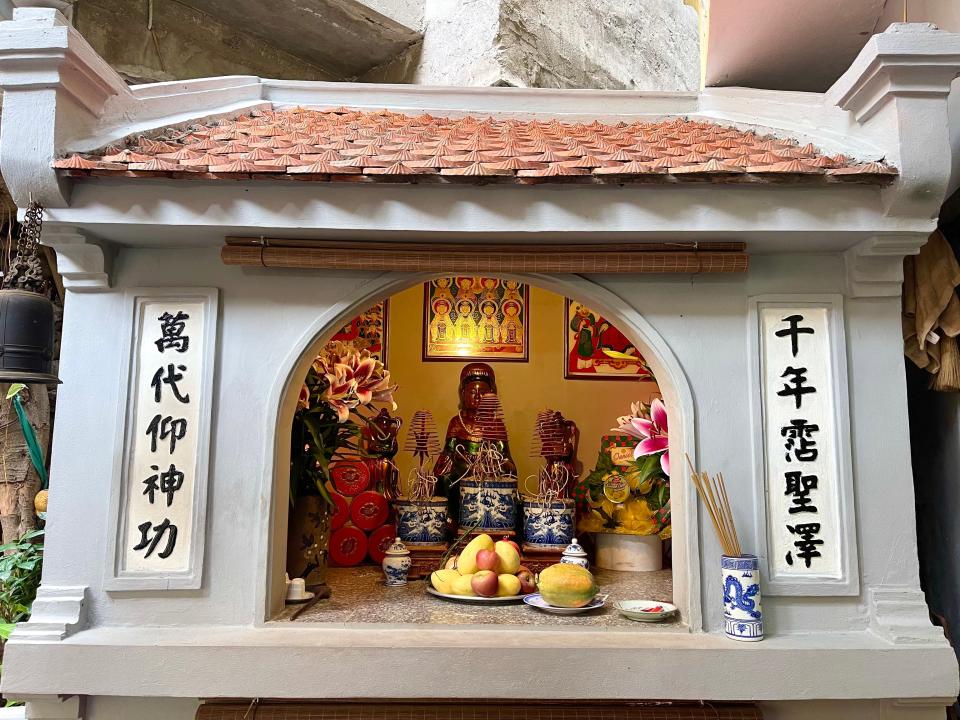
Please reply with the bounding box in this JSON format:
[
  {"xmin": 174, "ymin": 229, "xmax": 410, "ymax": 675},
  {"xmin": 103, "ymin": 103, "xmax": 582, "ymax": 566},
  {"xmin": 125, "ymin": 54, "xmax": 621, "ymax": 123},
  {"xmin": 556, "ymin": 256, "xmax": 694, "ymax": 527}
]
[
  {"xmin": 749, "ymin": 296, "xmax": 858, "ymax": 596},
  {"xmin": 106, "ymin": 289, "xmax": 218, "ymax": 591}
]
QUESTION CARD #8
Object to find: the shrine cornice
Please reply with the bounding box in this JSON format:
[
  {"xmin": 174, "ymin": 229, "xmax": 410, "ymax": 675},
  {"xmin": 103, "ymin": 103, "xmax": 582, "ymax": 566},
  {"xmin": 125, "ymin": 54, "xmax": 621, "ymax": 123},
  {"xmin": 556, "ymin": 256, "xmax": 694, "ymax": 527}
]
[{"xmin": 2, "ymin": 623, "xmax": 956, "ymax": 701}]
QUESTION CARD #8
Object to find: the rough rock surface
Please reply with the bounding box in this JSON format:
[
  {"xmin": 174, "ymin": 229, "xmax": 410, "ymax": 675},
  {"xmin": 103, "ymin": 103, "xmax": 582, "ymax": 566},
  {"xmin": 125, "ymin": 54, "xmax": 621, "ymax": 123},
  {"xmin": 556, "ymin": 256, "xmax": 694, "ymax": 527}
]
[{"xmin": 363, "ymin": 0, "xmax": 700, "ymax": 91}]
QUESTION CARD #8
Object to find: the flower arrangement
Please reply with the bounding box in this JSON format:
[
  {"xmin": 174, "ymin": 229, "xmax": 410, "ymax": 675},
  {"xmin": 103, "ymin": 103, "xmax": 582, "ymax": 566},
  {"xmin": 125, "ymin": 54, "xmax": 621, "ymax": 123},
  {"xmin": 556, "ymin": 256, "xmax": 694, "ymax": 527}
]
[
  {"xmin": 575, "ymin": 398, "xmax": 671, "ymax": 539},
  {"xmin": 291, "ymin": 341, "xmax": 396, "ymax": 506}
]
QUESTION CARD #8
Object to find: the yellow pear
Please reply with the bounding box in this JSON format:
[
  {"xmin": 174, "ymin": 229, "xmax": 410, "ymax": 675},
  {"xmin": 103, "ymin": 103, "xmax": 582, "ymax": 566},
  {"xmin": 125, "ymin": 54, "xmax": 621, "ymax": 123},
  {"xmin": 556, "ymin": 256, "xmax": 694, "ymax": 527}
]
[
  {"xmin": 494, "ymin": 540, "xmax": 521, "ymax": 574},
  {"xmin": 450, "ymin": 573, "xmax": 477, "ymax": 596},
  {"xmin": 457, "ymin": 534, "xmax": 494, "ymax": 575},
  {"xmin": 430, "ymin": 569, "xmax": 461, "ymax": 594},
  {"xmin": 496, "ymin": 573, "xmax": 522, "ymax": 597}
]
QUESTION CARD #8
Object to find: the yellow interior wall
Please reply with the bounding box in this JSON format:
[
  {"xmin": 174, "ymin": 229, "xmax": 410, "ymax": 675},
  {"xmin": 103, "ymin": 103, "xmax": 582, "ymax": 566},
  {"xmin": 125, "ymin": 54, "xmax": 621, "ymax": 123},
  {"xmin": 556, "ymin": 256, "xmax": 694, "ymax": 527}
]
[{"xmin": 386, "ymin": 283, "xmax": 661, "ymax": 496}]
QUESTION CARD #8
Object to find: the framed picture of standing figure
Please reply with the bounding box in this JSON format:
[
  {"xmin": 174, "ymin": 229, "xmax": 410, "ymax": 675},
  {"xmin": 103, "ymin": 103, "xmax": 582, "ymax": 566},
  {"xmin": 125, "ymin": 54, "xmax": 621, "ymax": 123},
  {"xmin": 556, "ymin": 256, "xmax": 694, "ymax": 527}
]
[
  {"xmin": 423, "ymin": 277, "xmax": 529, "ymax": 362},
  {"xmin": 564, "ymin": 299, "xmax": 655, "ymax": 380}
]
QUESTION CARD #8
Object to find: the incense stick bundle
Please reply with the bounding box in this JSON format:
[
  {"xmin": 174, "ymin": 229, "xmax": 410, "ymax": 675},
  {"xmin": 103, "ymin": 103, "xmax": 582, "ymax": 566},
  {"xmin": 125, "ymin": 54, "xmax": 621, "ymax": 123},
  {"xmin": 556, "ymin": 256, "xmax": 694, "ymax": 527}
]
[{"xmin": 686, "ymin": 455, "xmax": 742, "ymax": 557}]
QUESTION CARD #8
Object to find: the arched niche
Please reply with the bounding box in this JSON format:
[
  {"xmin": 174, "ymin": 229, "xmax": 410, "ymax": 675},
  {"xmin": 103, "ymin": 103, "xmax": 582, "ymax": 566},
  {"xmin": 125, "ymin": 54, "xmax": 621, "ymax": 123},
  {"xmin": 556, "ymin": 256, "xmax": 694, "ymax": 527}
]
[{"xmin": 257, "ymin": 272, "xmax": 701, "ymax": 630}]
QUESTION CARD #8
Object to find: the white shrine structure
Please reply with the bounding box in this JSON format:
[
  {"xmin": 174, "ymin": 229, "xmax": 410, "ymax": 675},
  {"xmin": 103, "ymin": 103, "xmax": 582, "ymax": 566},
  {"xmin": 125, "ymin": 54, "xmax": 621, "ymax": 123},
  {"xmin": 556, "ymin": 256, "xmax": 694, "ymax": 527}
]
[{"xmin": 0, "ymin": 8, "xmax": 958, "ymax": 720}]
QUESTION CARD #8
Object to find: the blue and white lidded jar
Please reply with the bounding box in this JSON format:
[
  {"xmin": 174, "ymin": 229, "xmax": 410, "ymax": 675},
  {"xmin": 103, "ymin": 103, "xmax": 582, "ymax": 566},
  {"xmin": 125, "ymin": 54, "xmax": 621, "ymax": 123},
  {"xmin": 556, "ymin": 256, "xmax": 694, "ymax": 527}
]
[
  {"xmin": 721, "ymin": 554, "xmax": 763, "ymax": 641},
  {"xmin": 382, "ymin": 539, "xmax": 412, "ymax": 587},
  {"xmin": 560, "ymin": 537, "xmax": 590, "ymax": 570}
]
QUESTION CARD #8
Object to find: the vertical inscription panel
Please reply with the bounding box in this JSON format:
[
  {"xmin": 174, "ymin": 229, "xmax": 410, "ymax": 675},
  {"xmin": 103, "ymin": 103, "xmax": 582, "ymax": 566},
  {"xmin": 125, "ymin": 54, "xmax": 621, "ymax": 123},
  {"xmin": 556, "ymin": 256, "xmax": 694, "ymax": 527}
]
[
  {"xmin": 749, "ymin": 296, "xmax": 858, "ymax": 596},
  {"xmin": 106, "ymin": 289, "xmax": 218, "ymax": 591}
]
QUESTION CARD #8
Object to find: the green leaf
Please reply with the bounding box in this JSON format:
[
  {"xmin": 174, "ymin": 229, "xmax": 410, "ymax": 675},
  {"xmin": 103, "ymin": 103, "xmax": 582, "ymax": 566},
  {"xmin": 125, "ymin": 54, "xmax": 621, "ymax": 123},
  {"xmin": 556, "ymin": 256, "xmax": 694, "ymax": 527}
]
[{"xmin": 5, "ymin": 384, "xmax": 25, "ymax": 400}]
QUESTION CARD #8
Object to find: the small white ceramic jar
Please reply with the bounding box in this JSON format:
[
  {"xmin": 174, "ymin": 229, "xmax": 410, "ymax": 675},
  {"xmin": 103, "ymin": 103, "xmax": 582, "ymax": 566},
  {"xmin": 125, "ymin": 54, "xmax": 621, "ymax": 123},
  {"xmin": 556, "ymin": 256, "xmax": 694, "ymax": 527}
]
[
  {"xmin": 382, "ymin": 539, "xmax": 412, "ymax": 586},
  {"xmin": 560, "ymin": 537, "xmax": 590, "ymax": 570}
]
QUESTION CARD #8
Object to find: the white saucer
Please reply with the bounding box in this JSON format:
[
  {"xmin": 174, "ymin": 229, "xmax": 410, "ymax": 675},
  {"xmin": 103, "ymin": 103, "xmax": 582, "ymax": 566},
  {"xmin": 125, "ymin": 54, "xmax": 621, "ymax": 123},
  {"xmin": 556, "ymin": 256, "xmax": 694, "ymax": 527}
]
[
  {"xmin": 523, "ymin": 593, "xmax": 606, "ymax": 615},
  {"xmin": 285, "ymin": 590, "xmax": 316, "ymax": 604},
  {"xmin": 613, "ymin": 599, "xmax": 677, "ymax": 622}
]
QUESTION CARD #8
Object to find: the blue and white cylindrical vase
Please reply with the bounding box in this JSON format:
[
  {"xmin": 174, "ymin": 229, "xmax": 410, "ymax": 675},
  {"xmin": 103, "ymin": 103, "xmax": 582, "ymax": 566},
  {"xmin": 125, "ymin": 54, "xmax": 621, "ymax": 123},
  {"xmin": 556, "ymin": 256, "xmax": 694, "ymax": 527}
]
[
  {"xmin": 459, "ymin": 477, "xmax": 518, "ymax": 532},
  {"xmin": 721, "ymin": 554, "xmax": 763, "ymax": 641},
  {"xmin": 522, "ymin": 498, "xmax": 575, "ymax": 547},
  {"xmin": 394, "ymin": 498, "xmax": 448, "ymax": 545}
]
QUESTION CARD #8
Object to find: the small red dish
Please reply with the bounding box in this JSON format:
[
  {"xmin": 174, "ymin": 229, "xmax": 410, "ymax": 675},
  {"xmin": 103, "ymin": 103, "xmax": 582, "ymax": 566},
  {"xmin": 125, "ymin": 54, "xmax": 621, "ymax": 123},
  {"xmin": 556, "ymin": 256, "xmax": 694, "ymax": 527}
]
[
  {"xmin": 328, "ymin": 526, "xmax": 367, "ymax": 566},
  {"xmin": 350, "ymin": 491, "xmax": 389, "ymax": 531},
  {"xmin": 330, "ymin": 492, "xmax": 349, "ymax": 530},
  {"xmin": 367, "ymin": 524, "xmax": 397, "ymax": 564},
  {"xmin": 330, "ymin": 461, "xmax": 371, "ymax": 497}
]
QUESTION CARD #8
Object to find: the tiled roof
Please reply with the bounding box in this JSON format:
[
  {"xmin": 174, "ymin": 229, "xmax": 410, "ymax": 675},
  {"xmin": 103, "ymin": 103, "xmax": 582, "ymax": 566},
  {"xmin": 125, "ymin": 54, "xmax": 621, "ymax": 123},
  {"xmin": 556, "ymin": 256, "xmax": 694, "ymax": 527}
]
[{"xmin": 53, "ymin": 106, "xmax": 897, "ymax": 185}]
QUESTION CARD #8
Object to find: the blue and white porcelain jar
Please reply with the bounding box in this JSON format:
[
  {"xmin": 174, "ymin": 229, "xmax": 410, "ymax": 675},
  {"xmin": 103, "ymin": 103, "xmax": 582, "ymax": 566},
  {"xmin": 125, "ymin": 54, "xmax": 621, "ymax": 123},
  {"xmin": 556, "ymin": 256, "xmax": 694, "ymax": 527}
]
[
  {"xmin": 395, "ymin": 498, "xmax": 448, "ymax": 545},
  {"xmin": 523, "ymin": 498, "xmax": 575, "ymax": 548},
  {"xmin": 382, "ymin": 539, "xmax": 412, "ymax": 587},
  {"xmin": 721, "ymin": 554, "xmax": 763, "ymax": 641},
  {"xmin": 459, "ymin": 477, "xmax": 518, "ymax": 531},
  {"xmin": 560, "ymin": 538, "xmax": 590, "ymax": 570}
]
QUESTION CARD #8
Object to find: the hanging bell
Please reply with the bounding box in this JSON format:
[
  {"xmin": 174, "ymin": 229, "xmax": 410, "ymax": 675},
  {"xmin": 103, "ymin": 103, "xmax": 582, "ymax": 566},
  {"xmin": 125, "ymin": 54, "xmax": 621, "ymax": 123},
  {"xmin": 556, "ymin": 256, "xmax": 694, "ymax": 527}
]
[{"xmin": 0, "ymin": 288, "xmax": 60, "ymax": 384}]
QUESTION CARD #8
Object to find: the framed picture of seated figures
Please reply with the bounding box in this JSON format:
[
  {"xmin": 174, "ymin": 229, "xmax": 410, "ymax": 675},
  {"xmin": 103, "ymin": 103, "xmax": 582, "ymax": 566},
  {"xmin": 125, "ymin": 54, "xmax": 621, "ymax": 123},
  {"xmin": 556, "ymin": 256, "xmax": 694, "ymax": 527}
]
[
  {"xmin": 330, "ymin": 300, "xmax": 389, "ymax": 364},
  {"xmin": 423, "ymin": 277, "xmax": 529, "ymax": 362},
  {"xmin": 565, "ymin": 299, "xmax": 655, "ymax": 380}
]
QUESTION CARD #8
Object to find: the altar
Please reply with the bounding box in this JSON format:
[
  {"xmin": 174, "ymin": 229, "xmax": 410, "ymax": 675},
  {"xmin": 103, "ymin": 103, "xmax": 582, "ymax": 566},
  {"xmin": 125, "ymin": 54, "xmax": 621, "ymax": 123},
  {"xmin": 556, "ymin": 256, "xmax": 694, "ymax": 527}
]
[{"xmin": 0, "ymin": 8, "xmax": 958, "ymax": 720}]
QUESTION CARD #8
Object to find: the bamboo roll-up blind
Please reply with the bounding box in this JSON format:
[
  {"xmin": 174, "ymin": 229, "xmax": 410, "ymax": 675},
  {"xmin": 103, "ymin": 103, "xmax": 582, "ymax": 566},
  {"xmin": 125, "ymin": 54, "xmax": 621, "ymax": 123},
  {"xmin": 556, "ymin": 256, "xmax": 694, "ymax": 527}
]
[
  {"xmin": 221, "ymin": 239, "xmax": 748, "ymax": 274},
  {"xmin": 196, "ymin": 700, "xmax": 764, "ymax": 720}
]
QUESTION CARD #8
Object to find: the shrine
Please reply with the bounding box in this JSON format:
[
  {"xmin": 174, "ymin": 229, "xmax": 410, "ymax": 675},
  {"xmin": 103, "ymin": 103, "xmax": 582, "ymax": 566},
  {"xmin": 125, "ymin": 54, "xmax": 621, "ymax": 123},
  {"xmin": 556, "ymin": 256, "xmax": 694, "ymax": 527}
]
[{"xmin": 0, "ymin": 8, "xmax": 958, "ymax": 720}]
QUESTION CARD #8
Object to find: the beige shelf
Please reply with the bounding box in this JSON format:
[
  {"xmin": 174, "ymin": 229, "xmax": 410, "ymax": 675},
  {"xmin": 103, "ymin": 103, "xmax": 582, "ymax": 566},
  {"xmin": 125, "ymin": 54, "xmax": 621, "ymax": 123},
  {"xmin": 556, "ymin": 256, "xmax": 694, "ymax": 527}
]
[{"xmin": 277, "ymin": 566, "xmax": 676, "ymax": 628}]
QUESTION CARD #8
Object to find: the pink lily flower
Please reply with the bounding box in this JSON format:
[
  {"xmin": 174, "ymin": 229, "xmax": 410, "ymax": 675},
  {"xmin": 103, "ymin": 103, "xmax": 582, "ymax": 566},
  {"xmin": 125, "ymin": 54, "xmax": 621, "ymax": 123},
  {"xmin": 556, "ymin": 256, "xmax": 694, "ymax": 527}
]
[
  {"xmin": 612, "ymin": 397, "xmax": 670, "ymax": 475},
  {"xmin": 323, "ymin": 365, "xmax": 360, "ymax": 422}
]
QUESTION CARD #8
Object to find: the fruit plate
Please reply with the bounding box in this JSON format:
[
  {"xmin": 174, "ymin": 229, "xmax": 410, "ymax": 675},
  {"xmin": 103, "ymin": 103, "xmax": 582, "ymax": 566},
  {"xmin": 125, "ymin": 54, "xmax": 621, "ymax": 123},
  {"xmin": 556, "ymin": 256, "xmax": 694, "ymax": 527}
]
[
  {"xmin": 426, "ymin": 588, "xmax": 526, "ymax": 604},
  {"xmin": 613, "ymin": 599, "xmax": 678, "ymax": 622},
  {"xmin": 523, "ymin": 593, "xmax": 607, "ymax": 615}
]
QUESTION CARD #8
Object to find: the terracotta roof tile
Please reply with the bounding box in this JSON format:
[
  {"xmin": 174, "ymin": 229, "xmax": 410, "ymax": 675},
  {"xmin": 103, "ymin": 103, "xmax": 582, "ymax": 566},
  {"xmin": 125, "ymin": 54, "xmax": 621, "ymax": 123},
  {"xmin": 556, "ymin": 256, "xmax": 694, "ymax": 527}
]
[
  {"xmin": 593, "ymin": 161, "xmax": 667, "ymax": 176},
  {"xmin": 54, "ymin": 106, "xmax": 897, "ymax": 186},
  {"xmin": 289, "ymin": 160, "xmax": 361, "ymax": 174}
]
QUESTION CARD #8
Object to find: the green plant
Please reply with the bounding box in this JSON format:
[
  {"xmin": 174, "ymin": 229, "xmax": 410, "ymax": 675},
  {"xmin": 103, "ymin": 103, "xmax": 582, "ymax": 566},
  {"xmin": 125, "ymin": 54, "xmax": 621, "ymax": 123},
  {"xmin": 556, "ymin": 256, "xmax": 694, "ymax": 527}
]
[{"xmin": 0, "ymin": 529, "xmax": 44, "ymax": 624}]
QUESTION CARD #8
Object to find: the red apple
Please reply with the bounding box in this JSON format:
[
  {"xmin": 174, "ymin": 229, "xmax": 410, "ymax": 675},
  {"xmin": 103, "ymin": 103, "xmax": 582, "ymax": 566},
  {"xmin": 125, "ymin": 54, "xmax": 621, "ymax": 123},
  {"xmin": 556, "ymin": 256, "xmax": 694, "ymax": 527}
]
[
  {"xmin": 500, "ymin": 537, "xmax": 520, "ymax": 554},
  {"xmin": 471, "ymin": 570, "xmax": 499, "ymax": 597},
  {"xmin": 516, "ymin": 566, "xmax": 536, "ymax": 594},
  {"xmin": 475, "ymin": 548, "xmax": 500, "ymax": 572}
]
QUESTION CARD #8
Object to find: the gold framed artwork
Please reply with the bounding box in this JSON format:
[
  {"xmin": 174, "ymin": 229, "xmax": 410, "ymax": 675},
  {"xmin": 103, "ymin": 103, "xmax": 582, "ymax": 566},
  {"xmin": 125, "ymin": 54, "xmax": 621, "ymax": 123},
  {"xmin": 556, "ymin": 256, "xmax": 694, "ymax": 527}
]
[
  {"xmin": 330, "ymin": 300, "xmax": 389, "ymax": 363},
  {"xmin": 423, "ymin": 277, "xmax": 529, "ymax": 361},
  {"xmin": 565, "ymin": 299, "xmax": 654, "ymax": 380}
]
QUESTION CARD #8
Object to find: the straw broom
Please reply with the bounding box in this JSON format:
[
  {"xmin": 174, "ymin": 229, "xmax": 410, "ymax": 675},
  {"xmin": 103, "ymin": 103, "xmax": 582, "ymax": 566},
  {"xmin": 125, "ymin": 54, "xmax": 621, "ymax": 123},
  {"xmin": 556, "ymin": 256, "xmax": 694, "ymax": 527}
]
[{"xmin": 686, "ymin": 454, "xmax": 741, "ymax": 557}]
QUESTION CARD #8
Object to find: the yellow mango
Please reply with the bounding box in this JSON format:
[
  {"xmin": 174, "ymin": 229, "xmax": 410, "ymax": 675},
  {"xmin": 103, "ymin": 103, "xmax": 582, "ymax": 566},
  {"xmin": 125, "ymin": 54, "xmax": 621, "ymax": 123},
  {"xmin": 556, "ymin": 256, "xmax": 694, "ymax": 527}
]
[
  {"xmin": 430, "ymin": 569, "xmax": 460, "ymax": 594},
  {"xmin": 496, "ymin": 574, "xmax": 522, "ymax": 597},
  {"xmin": 494, "ymin": 540, "xmax": 521, "ymax": 574},
  {"xmin": 450, "ymin": 573, "xmax": 477, "ymax": 596},
  {"xmin": 457, "ymin": 533, "xmax": 494, "ymax": 575}
]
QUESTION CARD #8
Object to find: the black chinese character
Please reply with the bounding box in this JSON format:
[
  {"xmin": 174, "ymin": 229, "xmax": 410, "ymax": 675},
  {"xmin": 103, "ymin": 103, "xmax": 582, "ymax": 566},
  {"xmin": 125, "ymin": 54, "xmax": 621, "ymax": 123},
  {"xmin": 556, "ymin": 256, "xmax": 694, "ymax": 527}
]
[
  {"xmin": 785, "ymin": 522, "xmax": 823, "ymax": 568},
  {"xmin": 777, "ymin": 366, "xmax": 817, "ymax": 409},
  {"xmin": 151, "ymin": 363, "xmax": 190, "ymax": 404},
  {"xmin": 784, "ymin": 471, "xmax": 819, "ymax": 514},
  {"xmin": 155, "ymin": 311, "xmax": 190, "ymax": 353},
  {"xmin": 133, "ymin": 518, "xmax": 178, "ymax": 559},
  {"xmin": 143, "ymin": 463, "xmax": 185, "ymax": 507},
  {"xmin": 781, "ymin": 419, "xmax": 820, "ymax": 462},
  {"xmin": 775, "ymin": 314, "xmax": 815, "ymax": 357},
  {"xmin": 145, "ymin": 414, "xmax": 187, "ymax": 454}
]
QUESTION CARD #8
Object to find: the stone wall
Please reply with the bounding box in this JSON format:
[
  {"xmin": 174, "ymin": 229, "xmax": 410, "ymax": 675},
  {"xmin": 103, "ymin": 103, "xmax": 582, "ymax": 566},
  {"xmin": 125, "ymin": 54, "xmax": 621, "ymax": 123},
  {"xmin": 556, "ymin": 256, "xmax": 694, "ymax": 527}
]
[
  {"xmin": 364, "ymin": 0, "xmax": 700, "ymax": 90},
  {"xmin": 72, "ymin": 0, "xmax": 337, "ymax": 83}
]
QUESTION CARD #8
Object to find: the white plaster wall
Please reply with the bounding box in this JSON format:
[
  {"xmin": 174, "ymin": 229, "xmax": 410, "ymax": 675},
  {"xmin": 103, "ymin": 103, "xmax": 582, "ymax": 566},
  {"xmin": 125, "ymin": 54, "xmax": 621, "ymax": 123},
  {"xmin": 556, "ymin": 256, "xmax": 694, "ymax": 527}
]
[{"xmin": 37, "ymin": 246, "xmax": 918, "ymax": 635}]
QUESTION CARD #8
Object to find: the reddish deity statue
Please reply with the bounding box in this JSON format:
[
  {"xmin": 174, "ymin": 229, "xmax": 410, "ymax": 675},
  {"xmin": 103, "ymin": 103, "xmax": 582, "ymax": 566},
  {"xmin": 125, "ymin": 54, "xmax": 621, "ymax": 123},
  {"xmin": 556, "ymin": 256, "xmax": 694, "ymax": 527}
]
[{"xmin": 433, "ymin": 363, "xmax": 517, "ymax": 520}]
